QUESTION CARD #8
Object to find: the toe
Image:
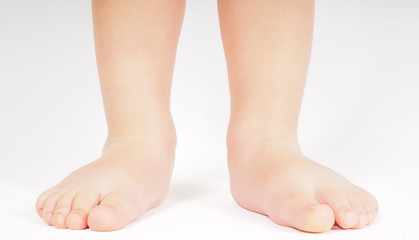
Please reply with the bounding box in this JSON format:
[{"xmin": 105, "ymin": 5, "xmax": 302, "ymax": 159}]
[
  {"xmin": 88, "ymin": 192, "xmax": 144, "ymax": 232},
  {"xmin": 270, "ymin": 192, "xmax": 335, "ymax": 233},
  {"xmin": 42, "ymin": 193, "xmax": 62, "ymax": 226},
  {"xmin": 354, "ymin": 213, "xmax": 369, "ymax": 229},
  {"xmin": 66, "ymin": 189, "xmax": 100, "ymax": 230},
  {"xmin": 362, "ymin": 199, "xmax": 378, "ymax": 225},
  {"xmin": 316, "ymin": 189, "xmax": 358, "ymax": 229},
  {"xmin": 358, "ymin": 188, "xmax": 379, "ymax": 225},
  {"xmin": 51, "ymin": 192, "xmax": 76, "ymax": 229},
  {"xmin": 347, "ymin": 193, "xmax": 368, "ymax": 229},
  {"xmin": 366, "ymin": 209, "xmax": 376, "ymax": 225},
  {"xmin": 36, "ymin": 187, "xmax": 57, "ymax": 218}
]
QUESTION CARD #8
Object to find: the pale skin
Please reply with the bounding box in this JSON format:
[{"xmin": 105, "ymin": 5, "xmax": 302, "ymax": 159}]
[{"xmin": 36, "ymin": 0, "xmax": 378, "ymax": 233}]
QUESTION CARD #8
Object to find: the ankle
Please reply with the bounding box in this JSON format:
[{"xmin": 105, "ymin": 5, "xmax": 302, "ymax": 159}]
[
  {"xmin": 102, "ymin": 122, "xmax": 177, "ymax": 157},
  {"xmin": 226, "ymin": 119, "xmax": 302, "ymax": 155}
]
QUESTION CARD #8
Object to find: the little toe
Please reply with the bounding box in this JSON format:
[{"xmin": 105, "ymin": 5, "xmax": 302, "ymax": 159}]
[
  {"xmin": 316, "ymin": 190, "xmax": 358, "ymax": 229},
  {"xmin": 88, "ymin": 192, "xmax": 143, "ymax": 232},
  {"xmin": 42, "ymin": 193, "xmax": 62, "ymax": 226},
  {"xmin": 51, "ymin": 193, "xmax": 76, "ymax": 229},
  {"xmin": 366, "ymin": 210, "xmax": 376, "ymax": 225},
  {"xmin": 66, "ymin": 189, "xmax": 100, "ymax": 230},
  {"xmin": 270, "ymin": 193, "xmax": 335, "ymax": 233},
  {"xmin": 353, "ymin": 213, "xmax": 369, "ymax": 229}
]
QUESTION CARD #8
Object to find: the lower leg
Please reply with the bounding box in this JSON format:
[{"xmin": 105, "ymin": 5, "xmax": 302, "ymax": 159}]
[
  {"xmin": 218, "ymin": 0, "xmax": 378, "ymax": 232},
  {"xmin": 36, "ymin": 0, "xmax": 185, "ymax": 231}
]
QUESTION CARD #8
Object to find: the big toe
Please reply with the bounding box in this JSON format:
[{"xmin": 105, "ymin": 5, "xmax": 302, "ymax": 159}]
[
  {"xmin": 270, "ymin": 193, "xmax": 335, "ymax": 233},
  {"xmin": 294, "ymin": 204, "xmax": 335, "ymax": 232},
  {"xmin": 87, "ymin": 193, "xmax": 144, "ymax": 231}
]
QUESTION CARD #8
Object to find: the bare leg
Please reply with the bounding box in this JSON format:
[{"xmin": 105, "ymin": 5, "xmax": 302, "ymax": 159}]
[
  {"xmin": 218, "ymin": 0, "xmax": 378, "ymax": 232},
  {"xmin": 36, "ymin": 0, "xmax": 185, "ymax": 231}
]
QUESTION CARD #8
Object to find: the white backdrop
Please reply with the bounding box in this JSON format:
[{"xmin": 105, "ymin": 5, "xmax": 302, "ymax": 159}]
[{"xmin": 1, "ymin": 0, "xmax": 418, "ymax": 239}]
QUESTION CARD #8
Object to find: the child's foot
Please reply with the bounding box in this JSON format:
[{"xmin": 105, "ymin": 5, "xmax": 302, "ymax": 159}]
[
  {"xmin": 36, "ymin": 131, "xmax": 176, "ymax": 231},
  {"xmin": 227, "ymin": 123, "xmax": 379, "ymax": 233}
]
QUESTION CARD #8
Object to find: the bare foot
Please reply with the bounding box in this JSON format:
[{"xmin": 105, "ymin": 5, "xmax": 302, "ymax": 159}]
[
  {"xmin": 36, "ymin": 133, "xmax": 175, "ymax": 231},
  {"xmin": 227, "ymin": 125, "xmax": 379, "ymax": 233}
]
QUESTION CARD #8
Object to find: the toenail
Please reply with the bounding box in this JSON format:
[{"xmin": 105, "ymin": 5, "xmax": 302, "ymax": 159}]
[
  {"xmin": 359, "ymin": 214, "xmax": 368, "ymax": 222},
  {"xmin": 68, "ymin": 213, "xmax": 81, "ymax": 218},
  {"xmin": 54, "ymin": 213, "xmax": 65, "ymax": 218},
  {"xmin": 344, "ymin": 211, "xmax": 356, "ymax": 218},
  {"xmin": 45, "ymin": 212, "xmax": 53, "ymax": 218},
  {"xmin": 308, "ymin": 204, "xmax": 319, "ymax": 210},
  {"xmin": 52, "ymin": 214, "xmax": 66, "ymax": 226},
  {"xmin": 367, "ymin": 212, "xmax": 375, "ymax": 222}
]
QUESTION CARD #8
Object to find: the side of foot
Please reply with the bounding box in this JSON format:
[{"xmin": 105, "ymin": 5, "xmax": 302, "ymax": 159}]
[
  {"xmin": 227, "ymin": 126, "xmax": 379, "ymax": 233},
  {"xmin": 36, "ymin": 135, "xmax": 176, "ymax": 231}
]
